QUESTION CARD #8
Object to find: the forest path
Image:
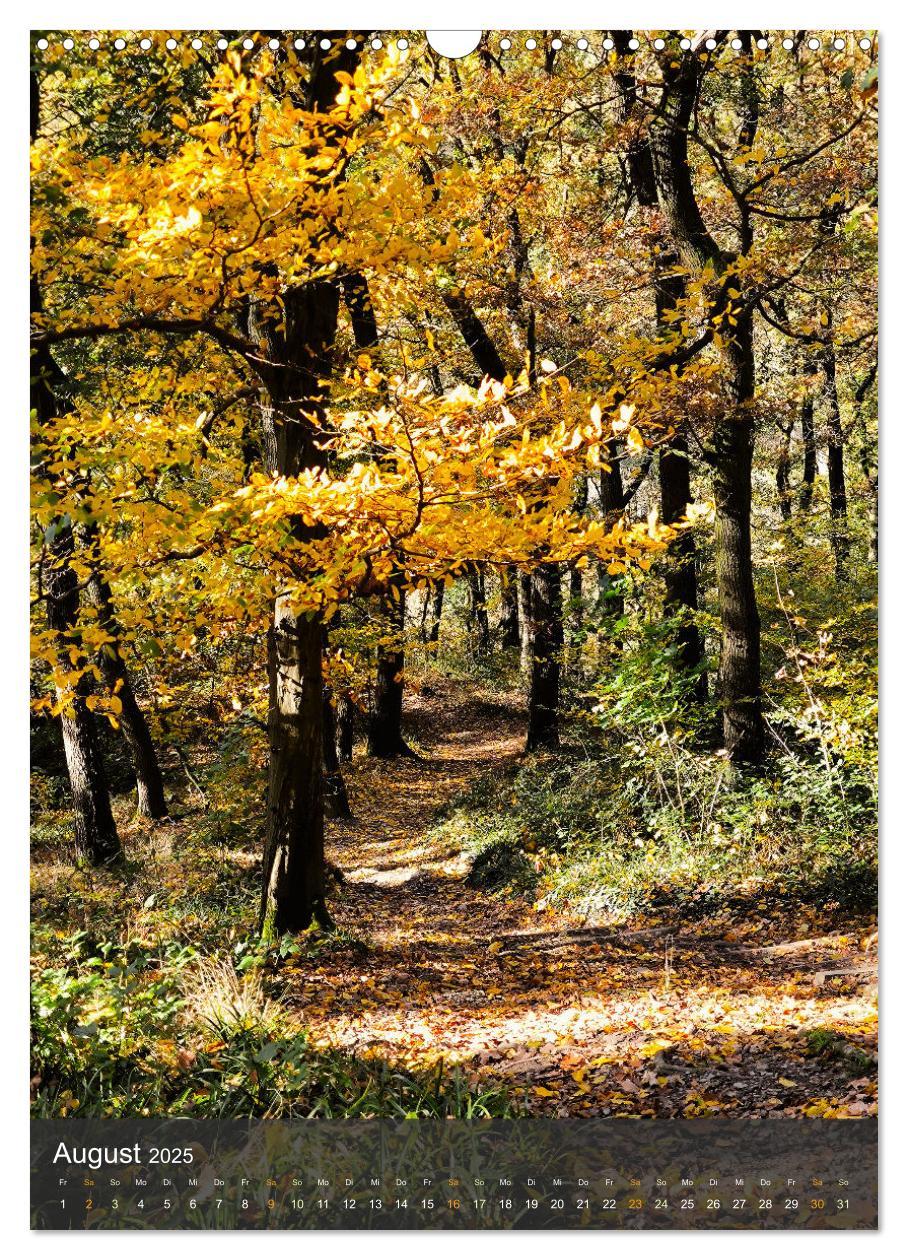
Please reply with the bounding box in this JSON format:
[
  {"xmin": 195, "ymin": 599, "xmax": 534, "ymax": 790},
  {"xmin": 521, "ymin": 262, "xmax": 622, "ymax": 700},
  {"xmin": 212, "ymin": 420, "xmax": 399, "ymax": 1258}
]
[{"xmin": 286, "ymin": 686, "xmax": 877, "ymax": 1119}]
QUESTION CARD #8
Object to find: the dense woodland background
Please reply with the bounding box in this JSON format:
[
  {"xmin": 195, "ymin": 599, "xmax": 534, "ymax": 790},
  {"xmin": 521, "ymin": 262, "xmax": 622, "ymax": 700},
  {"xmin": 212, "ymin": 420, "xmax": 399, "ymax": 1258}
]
[{"xmin": 30, "ymin": 30, "xmax": 877, "ymax": 1122}]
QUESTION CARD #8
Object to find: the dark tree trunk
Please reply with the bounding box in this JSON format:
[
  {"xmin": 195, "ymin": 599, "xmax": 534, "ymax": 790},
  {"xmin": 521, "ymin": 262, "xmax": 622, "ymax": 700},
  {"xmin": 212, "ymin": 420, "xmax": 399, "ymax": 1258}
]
[
  {"xmin": 649, "ymin": 35, "xmax": 763, "ymax": 763},
  {"xmin": 336, "ymin": 693, "xmax": 354, "ymax": 763},
  {"xmin": 427, "ymin": 580, "xmax": 445, "ymax": 645},
  {"xmin": 500, "ymin": 568, "xmax": 520, "ymax": 648},
  {"xmin": 775, "ymin": 422, "xmax": 794, "ymax": 521},
  {"xmin": 367, "ymin": 585, "xmax": 413, "ymax": 758},
  {"xmin": 659, "ymin": 436, "xmax": 708, "ymax": 701},
  {"xmin": 258, "ymin": 39, "xmax": 362, "ymax": 934},
  {"xmin": 322, "ymin": 690, "xmax": 352, "ymax": 819},
  {"xmin": 467, "ymin": 565, "xmax": 491, "ymax": 654},
  {"xmin": 800, "ymin": 383, "xmax": 817, "ymax": 510},
  {"xmin": 526, "ymin": 563, "xmax": 563, "ymax": 751},
  {"xmin": 83, "ymin": 544, "xmax": 168, "ymax": 820}
]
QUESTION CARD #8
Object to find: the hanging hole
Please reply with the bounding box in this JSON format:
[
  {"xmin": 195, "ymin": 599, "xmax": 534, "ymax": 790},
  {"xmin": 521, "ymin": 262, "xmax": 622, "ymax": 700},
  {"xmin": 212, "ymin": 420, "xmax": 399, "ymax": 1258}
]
[
  {"xmin": 89, "ymin": 37, "xmax": 100, "ymax": 50},
  {"xmin": 165, "ymin": 38, "xmax": 177, "ymax": 50},
  {"xmin": 576, "ymin": 38, "xmax": 589, "ymax": 51},
  {"xmin": 346, "ymin": 38, "xmax": 358, "ymax": 50},
  {"xmin": 653, "ymin": 38, "xmax": 665, "ymax": 50},
  {"xmin": 140, "ymin": 38, "xmax": 152, "ymax": 50},
  {"xmin": 628, "ymin": 37, "xmax": 639, "ymax": 50},
  {"xmin": 551, "ymin": 38, "xmax": 563, "ymax": 50},
  {"xmin": 680, "ymin": 38, "xmax": 691, "ymax": 51},
  {"xmin": 859, "ymin": 37, "xmax": 872, "ymax": 50},
  {"xmin": 525, "ymin": 38, "xmax": 537, "ymax": 50},
  {"xmin": 36, "ymin": 37, "xmax": 48, "ymax": 49},
  {"xmin": 731, "ymin": 38, "xmax": 742, "ymax": 50},
  {"xmin": 808, "ymin": 37, "xmax": 820, "ymax": 50},
  {"xmin": 705, "ymin": 38, "xmax": 717, "ymax": 50},
  {"xmin": 371, "ymin": 37, "xmax": 384, "ymax": 50},
  {"xmin": 757, "ymin": 38, "xmax": 769, "ymax": 50},
  {"xmin": 782, "ymin": 38, "xmax": 795, "ymax": 50},
  {"xmin": 833, "ymin": 37, "xmax": 846, "ymax": 50},
  {"xmin": 397, "ymin": 38, "xmax": 409, "ymax": 50},
  {"xmin": 602, "ymin": 37, "xmax": 614, "ymax": 50},
  {"xmin": 294, "ymin": 38, "xmax": 305, "ymax": 49},
  {"xmin": 191, "ymin": 38, "xmax": 203, "ymax": 50},
  {"xmin": 62, "ymin": 37, "xmax": 74, "ymax": 50},
  {"xmin": 500, "ymin": 38, "xmax": 512, "ymax": 50},
  {"xmin": 114, "ymin": 38, "xmax": 126, "ymax": 50}
]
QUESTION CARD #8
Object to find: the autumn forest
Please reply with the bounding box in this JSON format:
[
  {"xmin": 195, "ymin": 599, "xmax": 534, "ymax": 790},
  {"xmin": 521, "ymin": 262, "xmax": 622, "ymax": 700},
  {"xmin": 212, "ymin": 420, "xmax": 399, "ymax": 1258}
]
[{"xmin": 30, "ymin": 31, "xmax": 878, "ymax": 1123}]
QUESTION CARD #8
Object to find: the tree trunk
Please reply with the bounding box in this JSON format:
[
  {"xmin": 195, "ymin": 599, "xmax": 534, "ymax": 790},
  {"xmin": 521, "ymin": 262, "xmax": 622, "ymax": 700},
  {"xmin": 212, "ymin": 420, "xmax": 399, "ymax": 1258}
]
[
  {"xmin": 322, "ymin": 690, "xmax": 352, "ymax": 819},
  {"xmin": 500, "ymin": 568, "xmax": 520, "ymax": 649},
  {"xmin": 649, "ymin": 35, "xmax": 763, "ymax": 763},
  {"xmin": 467, "ymin": 564, "xmax": 491, "ymax": 655},
  {"xmin": 262, "ymin": 605, "xmax": 328, "ymax": 933},
  {"xmin": 518, "ymin": 572, "xmax": 533, "ymax": 673},
  {"xmin": 336, "ymin": 693, "xmax": 354, "ymax": 763},
  {"xmin": 800, "ymin": 382, "xmax": 817, "ymax": 510},
  {"xmin": 526, "ymin": 563, "xmax": 563, "ymax": 751},
  {"xmin": 713, "ymin": 315, "xmax": 763, "ymax": 763},
  {"xmin": 367, "ymin": 585, "xmax": 413, "ymax": 757},
  {"xmin": 83, "ymin": 551, "xmax": 168, "ymax": 820},
  {"xmin": 775, "ymin": 421, "xmax": 794, "ymax": 522},
  {"xmin": 659, "ymin": 436, "xmax": 708, "ymax": 701},
  {"xmin": 427, "ymin": 580, "xmax": 445, "ymax": 645}
]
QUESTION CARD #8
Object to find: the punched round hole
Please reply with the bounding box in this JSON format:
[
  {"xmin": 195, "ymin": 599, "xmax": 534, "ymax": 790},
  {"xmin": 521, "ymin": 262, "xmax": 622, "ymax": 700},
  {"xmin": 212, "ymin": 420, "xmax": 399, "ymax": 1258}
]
[
  {"xmin": 242, "ymin": 38, "xmax": 254, "ymax": 50},
  {"xmin": 808, "ymin": 37, "xmax": 820, "ymax": 50},
  {"xmin": 165, "ymin": 38, "xmax": 177, "ymax": 50},
  {"xmin": 346, "ymin": 38, "xmax": 358, "ymax": 50},
  {"xmin": 191, "ymin": 38, "xmax": 203, "ymax": 49},
  {"xmin": 525, "ymin": 38, "xmax": 537, "ymax": 50},
  {"xmin": 705, "ymin": 38, "xmax": 717, "ymax": 50},
  {"xmin": 89, "ymin": 37, "xmax": 100, "ymax": 50},
  {"xmin": 859, "ymin": 37, "xmax": 872, "ymax": 50},
  {"xmin": 602, "ymin": 37, "xmax": 614, "ymax": 50},
  {"xmin": 63, "ymin": 38, "xmax": 74, "ymax": 50},
  {"xmin": 114, "ymin": 38, "xmax": 126, "ymax": 50},
  {"xmin": 294, "ymin": 38, "xmax": 305, "ymax": 49},
  {"xmin": 397, "ymin": 38, "xmax": 409, "ymax": 50},
  {"xmin": 551, "ymin": 38, "xmax": 562, "ymax": 50},
  {"xmin": 628, "ymin": 37, "xmax": 639, "ymax": 50},
  {"xmin": 757, "ymin": 38, "xmax": 769, "ymax": 49},
  {"xmin": 140, "ymin": 38, "xmax": 152, "ymax": 50},
  {"xmin": 576, "ymin": 38, "xmax": 589, "ymax": 51},
  {"xmin": 217, "ymin": 38, "xmax": 228, "ymax": 50},
  {"xmin": 500, "ymin": 37, "xmax": 512, "ymax": 50},
  {"xmin": 782, "ymin": 38, "xmax": 795, "ymax": 50},
  {"xmin": 680, "ymin": 38, "xmax": 691, "ymax": 51},
  {"xmin": 371, "ymin": 37, "xmax": 383, "ymax": 49},
  {"xmin": 653, "ymin": 38, "xmax": 665, "ymax": 50},
  {"xmin": 834, "ymin": 37, "xmax": 845, "ymax": 50},
  {"xmin": 36, "ymin": 37, "xmax": 48, "ymax": 49},
  {"xmin": 731, "ymin": 38, "xmax": 742, "ymax": 50},
  {"xmin": 320, "ymin": 38, "xmax": 331, "ymax": 50},
  {"xmin": 268, "ymin": 38, "xmax": 279, "ymax": 49}
]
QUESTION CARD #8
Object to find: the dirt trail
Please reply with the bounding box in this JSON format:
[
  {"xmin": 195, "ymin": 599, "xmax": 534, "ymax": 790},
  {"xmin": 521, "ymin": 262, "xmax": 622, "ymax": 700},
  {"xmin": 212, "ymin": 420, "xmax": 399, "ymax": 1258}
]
[{"xmin": 286, "ymin": 688, "xmax": 877, "ymax": 1119}]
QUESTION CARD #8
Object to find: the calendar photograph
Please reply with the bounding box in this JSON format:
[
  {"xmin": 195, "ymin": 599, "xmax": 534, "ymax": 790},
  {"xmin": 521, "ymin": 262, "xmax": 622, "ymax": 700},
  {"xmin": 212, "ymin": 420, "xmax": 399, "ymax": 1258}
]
[{"xmin": 29, "ymin": 28, "xmax": 878, "ymax": 1229}]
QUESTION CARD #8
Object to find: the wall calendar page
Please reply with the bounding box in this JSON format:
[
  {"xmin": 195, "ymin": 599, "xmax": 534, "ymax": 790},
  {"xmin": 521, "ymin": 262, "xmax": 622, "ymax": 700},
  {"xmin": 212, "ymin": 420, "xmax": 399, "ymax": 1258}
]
[{"xmin": 28, "ymin": 26, "xmax": 878, "ymax": 1232}]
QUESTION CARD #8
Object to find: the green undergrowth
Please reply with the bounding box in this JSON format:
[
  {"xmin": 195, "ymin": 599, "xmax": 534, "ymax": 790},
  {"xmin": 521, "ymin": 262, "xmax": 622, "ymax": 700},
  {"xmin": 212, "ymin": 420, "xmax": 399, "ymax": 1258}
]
[{"xmin": 31, "ymin": 932, "xmax": 517, "ymax": 1120}]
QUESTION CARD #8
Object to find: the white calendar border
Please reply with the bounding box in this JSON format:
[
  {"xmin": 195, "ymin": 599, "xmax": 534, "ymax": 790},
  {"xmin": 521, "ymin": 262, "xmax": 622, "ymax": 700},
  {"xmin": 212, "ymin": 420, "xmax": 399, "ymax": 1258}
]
[{"xmin": 3, "ymin": 1, "xmax": 902, "ymax": 1253}]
